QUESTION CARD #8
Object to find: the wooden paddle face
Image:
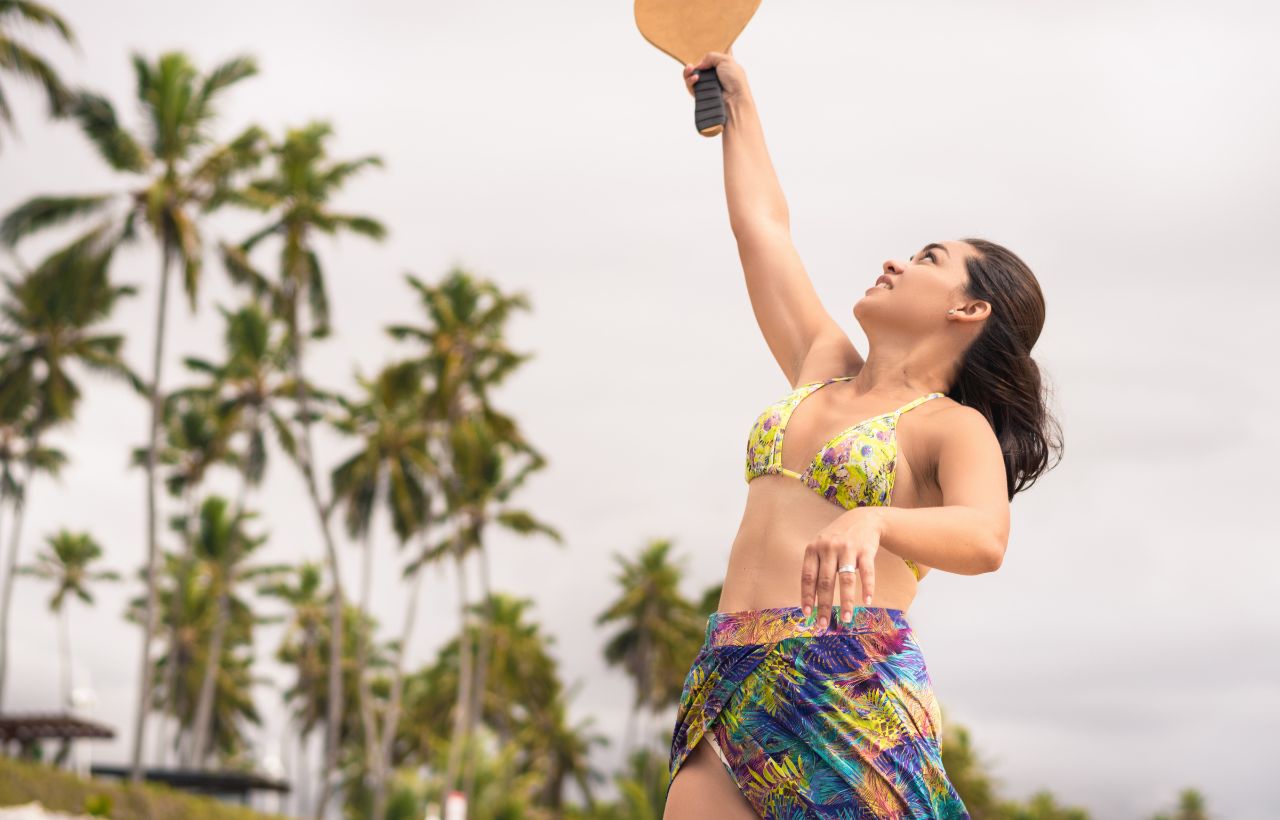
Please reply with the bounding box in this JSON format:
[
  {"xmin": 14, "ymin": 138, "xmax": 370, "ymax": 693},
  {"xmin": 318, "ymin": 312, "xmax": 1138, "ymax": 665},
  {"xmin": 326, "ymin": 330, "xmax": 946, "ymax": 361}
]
[{"xmin": 635, "ymin": 0, "xmax": 761, "ymax": 66}]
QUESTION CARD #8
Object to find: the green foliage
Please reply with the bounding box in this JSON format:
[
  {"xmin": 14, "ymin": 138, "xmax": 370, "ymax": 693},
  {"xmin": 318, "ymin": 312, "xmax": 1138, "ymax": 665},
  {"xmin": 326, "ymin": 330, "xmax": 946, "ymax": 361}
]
[
  {"xmin": 83, "ymin": 793, "xmax": 111, "ymax": 816},
  {"xmin": 0, "ymin": 757, "xmax": 284, "ymax": 820},
  {"xmin": 1151, "ymin": 787, "xmax": 1211, "ymax": 820},
  {"xmin": 597, "ymin": 538, "xmax": 705, "ymax": 712}
]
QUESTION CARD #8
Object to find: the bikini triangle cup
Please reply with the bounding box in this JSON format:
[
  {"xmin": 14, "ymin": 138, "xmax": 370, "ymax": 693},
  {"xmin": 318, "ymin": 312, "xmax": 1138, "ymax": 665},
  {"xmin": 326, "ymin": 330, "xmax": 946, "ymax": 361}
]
[{"xmin": 745, "ymin": 376, "xmax": 949, "ymax": 581}]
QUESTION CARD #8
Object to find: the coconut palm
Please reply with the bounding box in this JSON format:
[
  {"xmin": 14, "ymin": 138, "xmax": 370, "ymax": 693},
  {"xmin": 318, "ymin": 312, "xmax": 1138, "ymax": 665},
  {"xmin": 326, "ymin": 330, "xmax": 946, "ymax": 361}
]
[
  {"xmin": 329, "ymin": 360, "xmax": 435, "ymax": 819},
  {"xmin": 219, "ymin": 119, "xmax": 385, "ymax": 812},
  {"xmin": 392, "ymin": 592, "xmax": 596, "ymax": 813},
  {"xmin": 0, "ymin": 410, "xmax": 64, "ymax": 573},
  {"xmin": 442, "ymin": 409, "xmax": 561, "ymax": 802},
  {"xmin": 260, "ymin": 561, "xmax": 326, "ymax": 817},
  {"xmin": 262, "ymin": 564, "xmax": 384, "ymax": 817},
  {"xmin": 177, "ymin": 302, "xmax": 305, "ymax": 499},
  {"xmin": 0, "ymin": 230, "xmax": 138, "ymax": 709},
  {"xmin": 473, "ymin": 594, "xmax": 606, "ymax": 812},
  {"xmin": 147, "ymin": 302, "xmax": 303, "ymax": 763},
  {"xmin": 185, "ymin": 494, "xmax": 286, "ymax": 768},
  {"xmin": 387, "ymin": 268, "xmax": 556, "ymax": 803},
  {"xmin": 596, "ymin": 538, "xmax": 704, "ymax": 790},
  {"xmin": 0, "ymin": 0, "xmax": 77, "ymax": 148},
  {"xmin": 17, "ymin": 530, "xmax": 119, "ymax": 708},
  {"xmin": 261, "ymin": 562, "xmax": 328, "ymax": 742},
  {"xmin": 127, "ymin": 389, "xmax": 238, "ymax": 764},
  {"xmin": 0, "ymin": 49, "xmax": 267, "ymax": 777},
  {"xmin": 126, "ymin": 547, "xmax": 271, "ymax": 764}
]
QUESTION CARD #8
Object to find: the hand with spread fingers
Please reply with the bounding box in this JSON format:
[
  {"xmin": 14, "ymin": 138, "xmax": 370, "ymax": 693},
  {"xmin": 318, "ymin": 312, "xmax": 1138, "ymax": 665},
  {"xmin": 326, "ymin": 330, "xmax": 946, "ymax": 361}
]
[{"xmin": 800, "ymin": 509, "xmax": 882, "ymax": 630}]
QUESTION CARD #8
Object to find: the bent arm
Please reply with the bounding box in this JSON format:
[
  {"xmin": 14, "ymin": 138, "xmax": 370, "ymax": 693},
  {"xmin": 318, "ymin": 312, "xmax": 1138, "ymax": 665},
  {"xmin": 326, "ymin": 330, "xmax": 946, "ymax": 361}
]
[
  {"xmin": 724, "ymin": 91, "xmax": 854, "ymax": 387},
  {"xmin": 865, "ymin": 407, "xmax": 1011, "ymax": 575}
]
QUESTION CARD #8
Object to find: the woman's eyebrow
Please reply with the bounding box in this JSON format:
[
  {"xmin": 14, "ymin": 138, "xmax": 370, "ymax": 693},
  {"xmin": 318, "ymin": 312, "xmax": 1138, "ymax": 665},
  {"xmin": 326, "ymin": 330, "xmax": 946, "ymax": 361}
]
[{"xmin": 922, "ymin": 243, "xmax": 949, "ymax": 258}]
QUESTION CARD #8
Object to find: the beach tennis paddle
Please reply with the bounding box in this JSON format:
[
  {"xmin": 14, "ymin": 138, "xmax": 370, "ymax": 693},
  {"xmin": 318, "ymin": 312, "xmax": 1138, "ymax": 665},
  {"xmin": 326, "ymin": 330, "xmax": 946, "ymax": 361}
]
[{"xmin": 635, "ymin": 0, "xmax": 762, "ymax": 137}]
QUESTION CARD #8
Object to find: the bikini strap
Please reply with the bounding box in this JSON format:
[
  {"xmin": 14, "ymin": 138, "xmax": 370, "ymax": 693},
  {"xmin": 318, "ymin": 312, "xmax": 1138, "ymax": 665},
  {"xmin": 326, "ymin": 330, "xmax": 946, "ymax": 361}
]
[
  {"xmin": 894, "ymin": 392, "xmax": 947, "ymax": 417},
  {"xmin": 790, "ymin": 375, "xmax": 856, "ymax": 399}
]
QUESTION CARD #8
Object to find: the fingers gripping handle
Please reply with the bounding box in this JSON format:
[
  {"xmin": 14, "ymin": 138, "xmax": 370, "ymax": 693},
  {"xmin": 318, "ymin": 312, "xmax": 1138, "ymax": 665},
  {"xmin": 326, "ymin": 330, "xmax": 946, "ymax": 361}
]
[{"xmin": 693, "ymin": 66, "xmax": 725, "ymax": 137}]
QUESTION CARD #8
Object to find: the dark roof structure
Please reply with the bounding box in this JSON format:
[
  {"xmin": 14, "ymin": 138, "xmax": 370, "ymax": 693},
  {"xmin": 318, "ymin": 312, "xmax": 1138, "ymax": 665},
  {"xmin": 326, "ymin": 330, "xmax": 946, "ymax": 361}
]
[
  {"xmin": 89, "ymin": 765, "xmax": 290, "ymax": 798},
  {"xmin": 0, "ymin": 712, "xmax": 115, "ymax": 742}
]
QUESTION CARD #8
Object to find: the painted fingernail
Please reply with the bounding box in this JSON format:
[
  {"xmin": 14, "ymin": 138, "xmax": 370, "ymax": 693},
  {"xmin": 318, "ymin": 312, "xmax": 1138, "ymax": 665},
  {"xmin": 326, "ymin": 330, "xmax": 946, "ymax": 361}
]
[{"xmin": 865, "ymin": 595, "xmax": 872, "ymax": 605}]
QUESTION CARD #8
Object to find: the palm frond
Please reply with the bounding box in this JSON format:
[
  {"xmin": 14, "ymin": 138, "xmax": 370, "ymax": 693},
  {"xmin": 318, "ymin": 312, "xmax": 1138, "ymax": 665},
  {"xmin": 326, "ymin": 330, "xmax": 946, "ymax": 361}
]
[
  {"xmin": 0, "ymin": 38, "xmax": 75, "ymax": 115},
  {"xmin": 67, "ymin": 89, "xmax": 148, "ymax": 172},
  {"xmin": 0, "ymin": 194, "xmax": 116, "ymax": 246}
]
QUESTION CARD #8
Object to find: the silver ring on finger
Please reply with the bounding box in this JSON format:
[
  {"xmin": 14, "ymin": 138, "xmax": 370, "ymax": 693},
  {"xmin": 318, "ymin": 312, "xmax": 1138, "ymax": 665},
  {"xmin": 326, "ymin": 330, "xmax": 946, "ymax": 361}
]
[{"xmin": 836, "ymin": 563, "xmax": 858, "ymax": 574}]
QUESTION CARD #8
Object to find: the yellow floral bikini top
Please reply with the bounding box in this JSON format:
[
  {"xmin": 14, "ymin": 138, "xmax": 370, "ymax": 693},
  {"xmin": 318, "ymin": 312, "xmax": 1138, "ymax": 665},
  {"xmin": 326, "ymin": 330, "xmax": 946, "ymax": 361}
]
[{"xmin": 744, "ymin": 375, "xmax": 948, "ymax": 582}]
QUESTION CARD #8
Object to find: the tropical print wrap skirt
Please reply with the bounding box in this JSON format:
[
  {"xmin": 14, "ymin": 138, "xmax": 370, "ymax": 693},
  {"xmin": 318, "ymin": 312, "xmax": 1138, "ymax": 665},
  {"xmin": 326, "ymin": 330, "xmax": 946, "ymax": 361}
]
[{"xmin": 667, "ymin": 605, "xmax": 969, "ymax": 819}]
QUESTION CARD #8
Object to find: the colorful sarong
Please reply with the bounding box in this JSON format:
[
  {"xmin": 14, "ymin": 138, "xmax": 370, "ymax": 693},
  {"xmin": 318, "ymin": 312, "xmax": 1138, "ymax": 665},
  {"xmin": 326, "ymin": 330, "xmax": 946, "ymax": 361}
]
[{"xmin": 667, "ymin": 605, "xmax": 969, "ymax": 819}]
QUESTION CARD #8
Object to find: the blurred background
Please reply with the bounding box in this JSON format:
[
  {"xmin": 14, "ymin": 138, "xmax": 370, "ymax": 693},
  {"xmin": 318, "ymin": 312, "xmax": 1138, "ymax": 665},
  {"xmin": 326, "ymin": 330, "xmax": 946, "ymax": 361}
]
[{"xmin": 0, "ymin": 1, "xmax": 1276, "ymax": 818}]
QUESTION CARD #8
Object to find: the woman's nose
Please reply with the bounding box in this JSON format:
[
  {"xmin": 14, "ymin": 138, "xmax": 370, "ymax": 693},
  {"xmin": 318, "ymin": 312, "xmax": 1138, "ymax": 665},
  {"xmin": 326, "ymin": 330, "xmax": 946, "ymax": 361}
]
[{"xmin": 883, "ymin": 259, "xmax": 904, "ymax": 275}]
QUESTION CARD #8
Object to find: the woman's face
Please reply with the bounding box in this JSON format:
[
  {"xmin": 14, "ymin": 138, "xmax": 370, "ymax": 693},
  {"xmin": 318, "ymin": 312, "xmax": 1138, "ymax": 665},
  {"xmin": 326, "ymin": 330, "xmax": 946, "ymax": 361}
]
[{"xmin": 854, "ymin": 239, "xmax": 976, "ymax": 329}]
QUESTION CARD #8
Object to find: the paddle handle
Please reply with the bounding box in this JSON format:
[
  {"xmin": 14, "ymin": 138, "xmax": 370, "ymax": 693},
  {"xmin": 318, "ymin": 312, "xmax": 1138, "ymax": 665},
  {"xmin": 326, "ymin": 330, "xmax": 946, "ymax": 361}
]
[{"xmin": 693, "ymin": 66, "xmax": 725, "ymax": 137}]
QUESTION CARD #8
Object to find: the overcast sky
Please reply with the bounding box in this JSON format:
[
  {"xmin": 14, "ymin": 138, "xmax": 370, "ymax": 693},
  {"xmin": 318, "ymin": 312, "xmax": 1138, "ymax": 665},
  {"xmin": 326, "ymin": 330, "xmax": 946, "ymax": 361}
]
[{"xmin": 1, "ymin": 0, "xmax": 1278, "ymax": 817}]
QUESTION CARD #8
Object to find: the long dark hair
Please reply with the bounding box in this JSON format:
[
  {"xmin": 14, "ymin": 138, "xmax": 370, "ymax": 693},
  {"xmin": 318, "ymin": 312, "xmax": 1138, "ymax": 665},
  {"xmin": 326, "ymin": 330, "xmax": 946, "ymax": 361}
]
[{"xmin": 951, "ymin": 237, "xmax": 1063, "ymax": 500}]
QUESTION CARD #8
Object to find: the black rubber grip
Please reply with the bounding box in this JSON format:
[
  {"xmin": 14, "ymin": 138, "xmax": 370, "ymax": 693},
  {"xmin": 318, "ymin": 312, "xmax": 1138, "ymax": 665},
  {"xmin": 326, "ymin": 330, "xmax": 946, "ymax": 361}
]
[{"xmin": 693, "ymin": 66, "xmax": 725, "ymax": 137}]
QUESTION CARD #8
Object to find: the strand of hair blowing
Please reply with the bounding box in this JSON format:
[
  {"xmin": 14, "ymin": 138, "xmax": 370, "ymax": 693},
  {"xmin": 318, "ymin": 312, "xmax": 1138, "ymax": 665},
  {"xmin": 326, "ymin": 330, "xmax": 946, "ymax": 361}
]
[{"xmin": 950, "ymin": 237, "xmax": 1064, "ymax": 500}]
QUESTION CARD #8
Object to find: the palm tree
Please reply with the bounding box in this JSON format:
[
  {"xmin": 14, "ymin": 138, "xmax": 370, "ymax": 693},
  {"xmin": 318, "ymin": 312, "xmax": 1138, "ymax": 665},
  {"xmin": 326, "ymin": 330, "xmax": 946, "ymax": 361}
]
[
  {"xmin": 386, "ymin": 268, "xmax": 556, "ymax": 804},
  {"xmin": 178, "ymin": 302, "xmax": 302, "ymax": 500},
  {"xmin": 445, "ymin": 409, "xmax": 561, "ymax": 802},
  {"xmin": 0, "ymin": 408, "xmax": 64, "ymax": 589},
  {"xmin": 268, "ymin": 578, "xmax": 376, "ymax": 817},
  {"xmin": 0, "ymin": 50, "xmax": 267, "ymax": 778},
  {"xmin": 17, "ymin": 530, "xmax": 119, "ymax": 708},
  {"xmin": 596, "ymin": 538, "xmax": 704, "ymax": 790},
  {"xmin": 129, "ymin": 389, "xmax": 237, "ymax": 764},
  {"xmin": 185, "ymin": 494, "xmax": 285, "ymax": 768},
  {"xmin": 393, "ymin": 592, "xmax": 597, "ymax": 812},
  {"xmin": 126, "ymin": 548, "xmax": 271, "ymax": 765},
  {"xmin": 219, "ymin": 119, "xmax": 385, "ymax": 812},
  {"xmin": 260, "ymin": 561, "xmax": 328, "ymax": 816},
  {"xmin": 0, "ymin": 230, "xmax": 139, "ymax": 709},
  {"xmin": 0, "ymin": 0, "xmax": 77, "ymax": 148},
  {"xmin": 329, "ymin": 360, "xmax": 434, "ymax": 819},
  {"xmin": 470, "ymin": 593, "xmax": 606, "ymax": 811},
  {"xmin": 149, "ymin": 303, "xmax": 299, "ymax": 764}
]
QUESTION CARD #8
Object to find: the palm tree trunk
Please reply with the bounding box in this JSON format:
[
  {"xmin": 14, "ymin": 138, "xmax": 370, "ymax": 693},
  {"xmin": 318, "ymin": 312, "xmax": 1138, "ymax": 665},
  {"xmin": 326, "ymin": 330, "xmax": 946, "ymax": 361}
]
[
  {"xmin": 371, "ymin": 562, "xmax": 425, "ymax": 820},
  {"xmin": 159, "ymin": 486, "xmax": 199, "ymax": 768},
  {"xmin": 189, "ymin": 572, "xmax": 232, "ymax": 768},
  {"xmin": 462, "ymin": 526, "xmax": 495, "ymax": 805},
  {"xmin": 638, "ymin": 629, "xmax": 654, "ymax": 792},
  {"xmin": 444, "ymin": 542, "xmax": 473, "ymax": 800},
  {"xmin": 131, "ymin": 246, "xmax": 174, "ymax": 781},
  {"xmin": 287, "ymin": 327, "xmax": 345, "ymax": 820},
  {"xmin": 353, "ymin": 526, "xmax": 380, "ymax": 815},
  {"xmin": 622, "ymin": 702, "xmax": 636, "ymax": 760},
  {"xmin": 58, "ymin": 604, "xmax": 72, "ymax": 710},
  {"xmin": 0, "ymin": 442, "xmax": 36, "ymax": 710},
  {"xmin": 189, "ymin": 415, "xmax": 259, "ymax": 768},
  {"xmin": 296, "ymin": 727, "xmax": 310, "ymax": 818}
]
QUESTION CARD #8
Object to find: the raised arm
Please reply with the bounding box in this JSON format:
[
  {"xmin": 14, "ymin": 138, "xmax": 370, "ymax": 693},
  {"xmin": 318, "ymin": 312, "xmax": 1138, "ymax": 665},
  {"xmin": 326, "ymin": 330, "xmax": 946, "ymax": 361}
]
[{"xmin": 686, "ymin": 53, "xmax": 862, "ymax": 388}]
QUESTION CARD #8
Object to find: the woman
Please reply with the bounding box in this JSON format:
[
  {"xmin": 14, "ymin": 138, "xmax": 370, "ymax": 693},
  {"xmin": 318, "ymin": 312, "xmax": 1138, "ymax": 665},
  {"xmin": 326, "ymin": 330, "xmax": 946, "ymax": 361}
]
[{"xmin": 662, "ymin": 51, "xmax": 1063, "ymax": 819}]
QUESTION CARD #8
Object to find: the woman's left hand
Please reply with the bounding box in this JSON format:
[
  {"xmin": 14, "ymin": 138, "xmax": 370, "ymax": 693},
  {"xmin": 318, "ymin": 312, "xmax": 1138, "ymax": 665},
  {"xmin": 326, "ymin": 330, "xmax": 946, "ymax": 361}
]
[{"xmin": 800, "ymin": 508, "xmax": 883, "ymax": 629}]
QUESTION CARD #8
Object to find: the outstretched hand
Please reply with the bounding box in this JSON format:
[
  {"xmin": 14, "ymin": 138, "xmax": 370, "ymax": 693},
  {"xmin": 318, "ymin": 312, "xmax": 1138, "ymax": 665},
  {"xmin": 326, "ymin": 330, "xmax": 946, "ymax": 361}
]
[{"xmin": 800, "ymin": 509, "xmax": 882, "ymax": 630}]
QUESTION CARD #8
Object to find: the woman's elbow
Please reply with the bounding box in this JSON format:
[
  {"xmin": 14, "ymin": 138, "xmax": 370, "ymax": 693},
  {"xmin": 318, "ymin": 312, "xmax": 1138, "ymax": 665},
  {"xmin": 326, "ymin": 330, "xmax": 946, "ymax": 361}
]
[{"xmin": 982, "ymin": 534, "xmax": 1007, "ymax": 573}]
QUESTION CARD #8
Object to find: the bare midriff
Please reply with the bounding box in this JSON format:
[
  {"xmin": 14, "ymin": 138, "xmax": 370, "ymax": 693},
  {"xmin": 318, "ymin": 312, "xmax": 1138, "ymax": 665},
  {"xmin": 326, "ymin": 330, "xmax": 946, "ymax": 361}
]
[{"xmin": 715, "ymin": 466, "xmax": 931, "ymax": 615}]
